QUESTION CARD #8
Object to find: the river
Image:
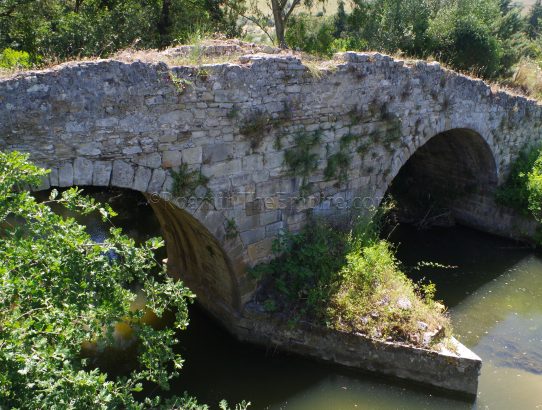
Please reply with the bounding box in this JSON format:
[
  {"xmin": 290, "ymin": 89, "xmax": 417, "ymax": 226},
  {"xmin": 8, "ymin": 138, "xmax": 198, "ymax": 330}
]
[{"xmin": 48, "ymin": 188, "xmax": 542, "ymax": 409}]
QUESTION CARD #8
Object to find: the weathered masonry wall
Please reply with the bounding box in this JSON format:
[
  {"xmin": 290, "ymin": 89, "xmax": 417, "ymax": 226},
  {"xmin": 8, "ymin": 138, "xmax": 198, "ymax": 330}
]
[{"xmin": 1, "ymin": 52, "xmax": 542, "ymax": 324}]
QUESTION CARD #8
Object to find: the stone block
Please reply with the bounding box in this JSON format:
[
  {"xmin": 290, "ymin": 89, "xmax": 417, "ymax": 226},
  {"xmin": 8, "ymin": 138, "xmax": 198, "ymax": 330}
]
[
  {"xmin": 203, "ymin": 143, "xmax": 234, "ymax": 163},
  {"xmin": 49, "ymin": 167, "xmax": 59, "ymax": 187},
  {"xmin": 133, "ymin": 167, "xmax": 152, "ymax": 192},
  {"xmin": 93, "ymin": 161, "xmax": 112, "ymax": 186},
  {"xmin": 111, "ymin": 160, "xmax": 135, "ymax": 188},
  {"xmin": 247, "ymin": 238, "xmax": 274, "ymax": 262},
  {"xmin": 73, "ymin": 157, "xmax": 93, "ymax": 186},
  {"xmin": 240, "ymin": 227, "xmax": 266, "ymax": 245},
  {"xmin": 148, "ymin": 169, "xmax": 167, "ymax": 193},
  {"xmin": 133, "ymin": 153, "xmax": 162, "ymax": 169},
  {"xmin": 182, "ymin": 146, "xmax": 203, "ymax": 164},
  {"xmin": 58, "ymin": 162, "xmax": 74, "ymax": 187},
  {"xmin": 162, "ymin": 151, "xmax": 183, "ymax": 168}
]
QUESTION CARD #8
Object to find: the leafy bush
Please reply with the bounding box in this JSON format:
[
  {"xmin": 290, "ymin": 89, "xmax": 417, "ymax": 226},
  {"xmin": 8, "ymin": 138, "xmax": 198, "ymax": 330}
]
[
  {"xmin": 527, "ymin": 150, "xmax": 542, "ymax": 221},
  {"xmin": 0, "ymin": 151, "xmax": 200, "ymax": 408},
  {"xmin": 429, "ymin": 11, "xmax": 502, "ymax": 77},
  {"xmin": 495, "ymin": 145, "xmax": 541, "ymax": 215},
  {"xmin": 0, "ymin": 0, "xmax": 237, "ymax": 61},
  {"xmin": 284, "ymin": 13, "xmax": 368, "ymax": 56},
  {"xmin": 285, "ymin": 14, "xmax": 336, "ymax": 56},
  {"xmin": 0, "ymin": 48, "xmax": 32, "ymax": 69},
  {"xmin": 251, "ymin": 209, "xmax": 450, "ymax": 348}
]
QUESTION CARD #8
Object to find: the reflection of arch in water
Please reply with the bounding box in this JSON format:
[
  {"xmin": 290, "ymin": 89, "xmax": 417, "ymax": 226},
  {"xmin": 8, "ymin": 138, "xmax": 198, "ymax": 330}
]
[{"xmin": 386, "ymin": 128, "xmax": 498, "ymax": 230}]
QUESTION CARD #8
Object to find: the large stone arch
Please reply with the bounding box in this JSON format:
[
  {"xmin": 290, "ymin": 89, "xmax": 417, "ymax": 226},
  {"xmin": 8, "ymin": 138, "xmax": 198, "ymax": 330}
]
[
  {"xmin": 3, "ymin": 50, "xmax": 542, "ymax": 328},
  {"xmin": 40, "ymin": 159, "xmax": 244, "ymax": 328}
]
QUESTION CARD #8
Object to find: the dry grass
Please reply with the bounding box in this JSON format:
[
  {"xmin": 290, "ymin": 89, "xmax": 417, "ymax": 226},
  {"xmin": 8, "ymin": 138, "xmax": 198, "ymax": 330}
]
[
  {"xmin": 2, "ymin": 37, "xmax": 540, "ymax": 105},
  {"xmin": 503, "ymin": 58, "xmax": 542, "ymax": 100}
]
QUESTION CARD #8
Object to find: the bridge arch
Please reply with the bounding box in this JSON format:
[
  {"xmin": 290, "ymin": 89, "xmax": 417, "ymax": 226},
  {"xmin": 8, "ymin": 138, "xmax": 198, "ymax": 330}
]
[
  {"xmin": 384, "ymin": 128, "xmax": 498, "ymax": 229},
  {"xmin": 40, "ymin": 180, "xmax": 242, "ymax": 327}
]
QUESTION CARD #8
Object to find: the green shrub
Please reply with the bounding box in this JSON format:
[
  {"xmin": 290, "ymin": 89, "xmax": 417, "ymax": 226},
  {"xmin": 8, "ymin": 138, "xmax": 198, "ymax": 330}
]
[
  {"xmin": 495, "ymin": 145, "xmax": 541, "ymax": 215},
  {"xmin": 283, "ymin": 131, "xmax": 322, "ymax": 196},
  {"xmin": 285, "ymin": 14, "xmax": 336, "ymax": 57},
  {"xmin": 0, "ymin": 151, "xmax": 250, "ymax": 409},
  {"xmin": 0, "ymin": 48, "xmax": 32, "ymax": 69},
  {"xmin": 0, "ymin": 0, "xmax": 235, "ymax": 61},
  {"xmin": 0, "ymin": 151, "xmax": 195, "ymax": 407},
  {"xmin": 527, "ymin": 151, "xmax": 542, "ymax": 220},
  {"xmin": 429, "ymin": 13, "xmax": 502, "ymax": 77},
  {"xmin": 251, "ymin": 209, "xmax": 450, "ymax": 348}
]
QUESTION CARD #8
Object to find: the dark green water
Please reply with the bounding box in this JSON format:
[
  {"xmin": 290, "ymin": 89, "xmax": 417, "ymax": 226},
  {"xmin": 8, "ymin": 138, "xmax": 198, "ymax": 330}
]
[{"xmin": 51, "ymin": 189, "xmax": 542, "ymax": 409}]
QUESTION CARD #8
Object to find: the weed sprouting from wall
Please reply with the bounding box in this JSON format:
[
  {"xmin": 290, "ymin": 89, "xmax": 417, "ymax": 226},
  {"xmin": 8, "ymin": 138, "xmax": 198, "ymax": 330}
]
[
  {"xmin": 225, "ymin": 218, "xmax": 239, "ymax": 240},
  {"xmin": 324, "ymin": 133, "xmax": 362, "ymax": 185},
  {"xmin": 239, "ymin": 109, "xmax": 273, "ymax": 149},
  {"xmin": 171, "ymin": 163, "xmax": 212, "ymax": 203},
  {"xmin": 239, "ymin": 103, "xmax": 295, "ymax": 150},
  {"xmin": 167, "ymin": 71, "xmax": 193, "ymax": 95},
  {"xmin": 284, "ymin": 130, "xmax": 322, "ymax": 196},
  {"xmin": 348, "ymin": 104, "xmax": 364, "ymax": 125}
]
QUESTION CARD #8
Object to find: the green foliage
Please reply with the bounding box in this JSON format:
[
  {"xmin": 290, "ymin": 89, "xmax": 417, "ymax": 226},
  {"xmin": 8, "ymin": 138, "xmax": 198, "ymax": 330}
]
[
  {"xmin": 250, "ymin": 220, "xmax": 348, "ymax": 316},
  {"xmin": 239, "ymin": 105, "xmax": 293, "ymax": 149},
  {"xmin": 0, "ymin": 47, "xmax": 32, "ymax": 69},
  {"xmin": 239, "ymin": 109, "xmax": 274, "ymax": 149},
  {"xmin": 527, "ymin": 0, "xmax": 542, "ymax": 39},
  {"xmin": 171, "ymin": 163, "xmax": 211, "ymax": 200},
  {"xmin": 428, "ymin": 5, "xmax": 502, "ymax": 77},
  {"xmin": 0, "ymin": 151, "xmax": 199, "ymax": 408},
  {"xmin": 324, "ymin": 133, "xmax": 360, "ymax": 184},
  {"xmin": 527, "ymin": 150, "xmax": 542, "ymax": 221},
  {"xmin": 285, "ymin": 13, "xmax": 366, "ymax": 56},
  {"xmin": 225, "ymin": 217, "xmax": 239, "ymax": 240},
  {"xmin": 325, "ymin": 151, "xmax": 351, "ymax": 183},
  {"xmin": 251, "ymin": 208, "xmax": 450, "ymax": 347},
  {"xmin": 283, "ymin": 131, "xmax": 322, "ymax": 196},
  {"xmin": 495, "ymin": 145, "xmax": 541, "ymax": 215},
  {"xmin": 349, "ymin": 0, "xmax": 432, "ymax": 55},
  {"xmin": 168, "ymin": 71, "xmax": 193, "ymax": 94},
  {"xmin": 0, "ymin": 0, "xmax": 238, "ymax": 61},
  {"xmin": 494, "ymin": 144, "xmax": 542, "ymax": 243},
  {"xmin": 285, "ymin": 14, "xmax": 336, "ymax": 56}
]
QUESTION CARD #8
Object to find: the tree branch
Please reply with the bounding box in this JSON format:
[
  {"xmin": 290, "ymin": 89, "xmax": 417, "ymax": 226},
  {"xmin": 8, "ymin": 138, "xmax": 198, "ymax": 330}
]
[
  {"xmin": 284, "ymin": 0, "xmax": 302, "ymax": 22},
  {"xmin": 222, "ymin": 0, "xmax": 276, "ymax": 44}
]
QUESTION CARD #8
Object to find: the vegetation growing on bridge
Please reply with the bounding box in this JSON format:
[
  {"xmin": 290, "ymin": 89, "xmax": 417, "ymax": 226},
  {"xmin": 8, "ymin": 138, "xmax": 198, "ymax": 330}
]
[
  {"xmin": 0, "ymin": 151, "xmax": 249, "ymax": 409},
  {"xmin": 282, "ymin": 130, "xmax": 322, "ymax": 196},
  {"xmin": 171, "ymin": 163, "xmax": 212, "ymax": 205},
  {"xmin": 4, "ymin": 0, "xmax": 542, "ymax": 99},
  {"xmin": 250, "ymin": 207, "xmax": 450, "ymax": 349}
]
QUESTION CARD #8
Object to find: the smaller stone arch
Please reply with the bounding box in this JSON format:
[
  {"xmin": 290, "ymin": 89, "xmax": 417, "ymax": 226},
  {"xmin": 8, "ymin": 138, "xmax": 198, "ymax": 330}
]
[{"xmin": 386, "ymin": 128, "xmax": 499, "ymax": 230}]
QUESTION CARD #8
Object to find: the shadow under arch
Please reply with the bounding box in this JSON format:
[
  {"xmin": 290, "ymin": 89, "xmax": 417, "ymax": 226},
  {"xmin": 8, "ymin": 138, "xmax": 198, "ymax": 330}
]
[{"xmin": 386, "ymin": 128, "xmax": 498, "ymax": 230}]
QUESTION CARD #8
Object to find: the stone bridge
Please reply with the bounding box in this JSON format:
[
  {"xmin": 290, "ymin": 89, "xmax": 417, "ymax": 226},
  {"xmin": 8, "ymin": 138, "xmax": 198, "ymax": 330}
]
[{"xmin": 1, "ymin": 51, "xmax": 540, "ymax": 329}]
